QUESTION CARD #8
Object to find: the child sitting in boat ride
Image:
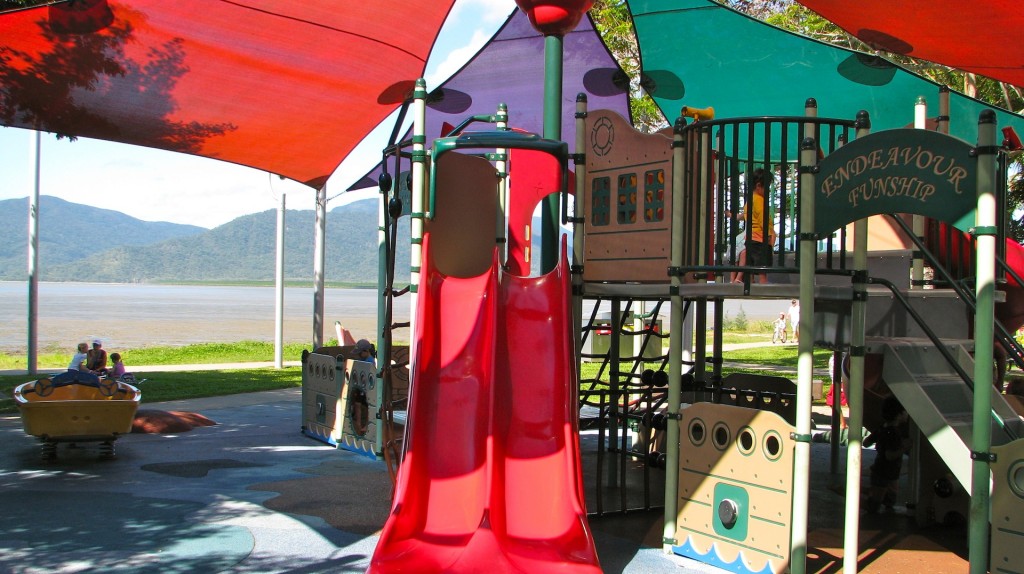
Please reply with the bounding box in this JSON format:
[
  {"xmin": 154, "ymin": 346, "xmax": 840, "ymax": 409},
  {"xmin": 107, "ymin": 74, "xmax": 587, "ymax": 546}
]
[
  {"xmin": 108, "ymin": 353, "xmax": 126, "ymax": 379},
  {"xmin": 68, "ymin": 342, "xmax": 89, "ymax": 371}
]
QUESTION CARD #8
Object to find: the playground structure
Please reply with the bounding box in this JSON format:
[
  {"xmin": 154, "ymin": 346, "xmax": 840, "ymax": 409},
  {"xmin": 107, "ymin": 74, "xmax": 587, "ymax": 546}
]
[
  {"xmin": 335, "ymin": 75, "xmax": 1024, "ymax": 573},
  {"xmin": 300, "ymin": 344, "xmax": 408, "ymax": 460}
]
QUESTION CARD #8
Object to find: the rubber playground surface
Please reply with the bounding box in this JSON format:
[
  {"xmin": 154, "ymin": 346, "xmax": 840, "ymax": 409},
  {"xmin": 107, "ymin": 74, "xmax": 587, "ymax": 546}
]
[{"xmin": 0, "ymin": 388, "xmax": 969, "ymax": 573}]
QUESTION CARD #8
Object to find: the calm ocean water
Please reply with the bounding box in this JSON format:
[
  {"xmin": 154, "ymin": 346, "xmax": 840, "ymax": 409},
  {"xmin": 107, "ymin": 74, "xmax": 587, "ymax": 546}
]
[
  {"xmin": 0, "ymin": 281, "xmax": 781, "ymax": 355},
  {"xmin": 0, "ymin": 282, "xmax": 403, "ymax": 354}
]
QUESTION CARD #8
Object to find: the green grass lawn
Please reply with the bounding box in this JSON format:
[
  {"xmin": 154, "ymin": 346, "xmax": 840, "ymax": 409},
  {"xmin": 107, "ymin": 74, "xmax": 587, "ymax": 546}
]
[
  {"xmin": 1, "ymin": 331, "xmax": 827, "ymax": 414},
  {"xmin": 0, "ymin": 340, "xmax": 318, "ymax": 371}
]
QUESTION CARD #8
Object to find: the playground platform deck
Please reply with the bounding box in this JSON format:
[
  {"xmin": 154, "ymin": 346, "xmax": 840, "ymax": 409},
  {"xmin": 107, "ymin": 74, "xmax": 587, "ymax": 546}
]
[{"xmin": 0, "ymin": 388, "xmax": 967, "ymax": 573}]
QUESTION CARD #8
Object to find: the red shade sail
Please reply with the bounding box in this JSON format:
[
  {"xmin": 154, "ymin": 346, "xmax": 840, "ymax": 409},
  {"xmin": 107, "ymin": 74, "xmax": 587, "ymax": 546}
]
[
  {"xmin": 797, "ymin": 0, "xmax": 1024, "ymax": 89},
  {"xmin": 0, "ymin": 1, "xmax": 457, "ymax": 188}
]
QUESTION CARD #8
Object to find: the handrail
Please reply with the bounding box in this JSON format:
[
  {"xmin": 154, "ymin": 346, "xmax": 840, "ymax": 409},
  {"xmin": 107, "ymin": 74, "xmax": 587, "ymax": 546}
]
[
  {"xmin": 887, "ymin": 214, "xmax": 1024, "ymax": 372},
  {"xmin": 865, "ymin": 275, "xmax": 1018, "ymax": 442},
  {"xmin": 429, "ymin": 130, "xmax": 569, "ymax": 220}
]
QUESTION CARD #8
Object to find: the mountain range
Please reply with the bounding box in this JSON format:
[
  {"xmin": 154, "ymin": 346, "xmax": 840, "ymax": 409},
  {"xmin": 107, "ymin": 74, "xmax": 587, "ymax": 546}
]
[{"xmin": 0, "ymin": 196, "xmax": 410, "ymax": 284}]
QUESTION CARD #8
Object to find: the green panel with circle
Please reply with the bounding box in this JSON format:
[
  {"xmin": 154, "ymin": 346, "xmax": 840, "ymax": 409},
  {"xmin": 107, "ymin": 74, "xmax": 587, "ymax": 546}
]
[{"xmin": 713, "ymin": 482, "xmax": 749, "ymax": 541}]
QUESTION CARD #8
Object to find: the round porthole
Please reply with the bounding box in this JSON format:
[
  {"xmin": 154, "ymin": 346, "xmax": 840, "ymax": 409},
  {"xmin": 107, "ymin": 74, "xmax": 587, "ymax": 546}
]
[
  {"xmin": 688, "ymin": 418, "xmax": 706, "ymax": 446},
  {"xmin": 738, "ymin": 427, "xmax": 756, "ymax": 456},
  {"xmin": 763, "ymin": 430, "xmax": 784, "ymax": 462},
  {"xmin": 712, "ymin": 422, "xmax": 730, "ymax": 451},
  {"xmin": 1008, "ymin": 460, "xmax": 1024, "ymax": 499}
]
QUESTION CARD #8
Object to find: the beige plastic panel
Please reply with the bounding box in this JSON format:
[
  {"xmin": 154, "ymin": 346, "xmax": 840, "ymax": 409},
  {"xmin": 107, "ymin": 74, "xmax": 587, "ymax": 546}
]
[
  {"xmin": 991, "ymin": 438, "xmax": 1024, "ymax": 573},
  {"xmin": 583, "ymin": 109, "xmax": 673, "ymax": 283},
  {"xmin": 675, "ymin": 403, "xmax": 795, "ymax": 574},
  {"xmin": 302, "ymin": 351, "xmax": 347, "ymax": 441}
]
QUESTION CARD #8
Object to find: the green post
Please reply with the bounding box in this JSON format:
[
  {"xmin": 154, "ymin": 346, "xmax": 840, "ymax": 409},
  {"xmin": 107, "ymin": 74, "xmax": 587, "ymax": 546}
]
[
  {"xmin": 791, "ymin": 135, "xmax": 818, "ymax": 574},
  {"xmin": 541, "ymin": 34, "xmax": 564, "ymax": 274},
  {"xmin": 969, "ymin": 109, "xmax": 997, "ymax": 574}
]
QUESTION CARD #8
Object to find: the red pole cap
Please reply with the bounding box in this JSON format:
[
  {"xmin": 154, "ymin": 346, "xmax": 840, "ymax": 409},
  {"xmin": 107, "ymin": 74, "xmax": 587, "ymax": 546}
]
[{"xmin": 514, "ymin": 0, "xmax": 594, "ymax": 36}]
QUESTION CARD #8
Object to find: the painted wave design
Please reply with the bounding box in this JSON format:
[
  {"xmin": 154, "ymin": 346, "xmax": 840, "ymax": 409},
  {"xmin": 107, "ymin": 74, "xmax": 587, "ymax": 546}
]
[{"xmin": 672, "ymin": 537, "xmax": 778, "ymax": 574}]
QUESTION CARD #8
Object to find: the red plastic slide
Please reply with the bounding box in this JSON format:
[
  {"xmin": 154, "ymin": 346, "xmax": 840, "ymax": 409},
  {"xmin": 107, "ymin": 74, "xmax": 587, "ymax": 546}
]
[
  {"xmin": 932, "ymin": 223, "xmax": 1024, "ymax": 334},
  {"xmin": 368, "ymin": 237, "xmax": 601, "ymax": 573},
  {"xmin": 998, "ymin": 237, "xmax": 1024, "ymax": 334}
]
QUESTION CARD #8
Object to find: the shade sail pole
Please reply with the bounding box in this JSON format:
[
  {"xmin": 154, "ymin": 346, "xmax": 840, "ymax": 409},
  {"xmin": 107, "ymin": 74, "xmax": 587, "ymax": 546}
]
[
  {"xmin": 27, "ymin": 130, "xmax": 41, "ymax": 376},
  {"xmin": 274, "ymin": 187, "xmax": 286, "ymax": 369},
  {"xmin": 312, "ymin": 184, "xmax": 327, "ymax": 349}
]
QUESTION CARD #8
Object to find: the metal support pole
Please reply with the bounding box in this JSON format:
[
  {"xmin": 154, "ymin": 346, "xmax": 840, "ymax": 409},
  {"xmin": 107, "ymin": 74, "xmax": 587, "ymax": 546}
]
[
  {"xmin": 608, "ymin": 298, "xmax": 621, "ymax": 488},
  {"xmin": 27, "ymin": 131, "xmax": 41, "ymax": 376},
  {"xmin": 274, "ymin": 189, "xmax": 286, "ymax": 368},
  {"xmin": 791, "ymin": 134, "xmax": 818, "ymax": 574},
  {"xmin": 541, "ymin": 34, "xmax": 563, "ymax": 274},
  {"xmin": 663, "ymin": 118, "xmax": 686, "ymax": 552},
  {"xmin": 937, "ymin": 86, "xmax": 950, "ymax": 135},
  {"xmin": 495, "ymin": 103, "xmax": 509, "ymax": 265},
  {"xmin": 968, "ymin": 110, "xmax": 997, "ymax": 574},
  {"xmin": 843, "ymin": 110, "xmax": 871, "ymax": 574},
  {"xmin": 912, "ymin": 96, "xmax": 927, "ymax": 288},
  {"xmin": 312, "ymin": 184, "xmax": 327, "ymax": 349},
  {"xmin": 573, "ymin": 94, "xmax": 587, "ymax": 360},
  {"xmin": 409, "ymin": 79, "xmax": 428, "ymax": 362}
]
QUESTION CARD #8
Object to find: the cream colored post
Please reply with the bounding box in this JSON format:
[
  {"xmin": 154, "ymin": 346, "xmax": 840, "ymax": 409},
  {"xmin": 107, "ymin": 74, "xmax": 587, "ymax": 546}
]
[
  {"xmin": 938, "ymin": 86, "xmax": 950, "ymax": 135},
  {"xmin": 663, "ymin": 117, "xmax": 686, "ymax": 553},
  {"xmin": 409, "ymin": 79, "xmax": 427, "ymax": 355},
  {"xmin": 573, "ymin": 95, "xmax": 587, "ymax": 360},
  {"xmin": 843, "ymin": 111, "xmax": 871, "ymax": 573},
  {"xmin": 312, "ymin": 183, "xmax": 327, "ymax": 349},
  {"xmin": 912, "ymin": 96, "xmax": 927, "ymax": 288},
  {"xmin": 27, "ymin": 130, "xmax": 41, "ymax": 375},
  {"xmin": 495, "ymin": 103, "xmax": 508, "ymax": 264},
  {"xmin": 790, "ymin": 132, "xmax": 818, "ymax": 574},
  {"xmin": 274, "ymin": 189, "xmax": 286, "ymax": 368}
]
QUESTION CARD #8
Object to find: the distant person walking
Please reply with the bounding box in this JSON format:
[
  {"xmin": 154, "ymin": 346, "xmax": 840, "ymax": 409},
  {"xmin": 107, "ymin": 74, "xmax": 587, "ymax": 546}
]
[{"xmin": 787, "ymin": 299, "xmax": 800, "ymax": 340}]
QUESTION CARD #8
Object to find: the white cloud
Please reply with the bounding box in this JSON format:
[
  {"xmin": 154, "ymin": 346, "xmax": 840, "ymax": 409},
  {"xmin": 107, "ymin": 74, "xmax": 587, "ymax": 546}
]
[
  {"xmin": 450, "ymin": 0, "xmax": 517, "ymax": 24},
  {"xmin": 427, "ymin": 29, "xmax": 492, "ymax": 87}
]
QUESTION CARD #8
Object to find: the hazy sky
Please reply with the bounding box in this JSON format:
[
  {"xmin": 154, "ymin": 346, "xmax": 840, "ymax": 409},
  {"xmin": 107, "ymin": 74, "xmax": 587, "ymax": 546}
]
[{"xmin": 0, "ymin": 0, "xmax": 517, "ymax": 229}]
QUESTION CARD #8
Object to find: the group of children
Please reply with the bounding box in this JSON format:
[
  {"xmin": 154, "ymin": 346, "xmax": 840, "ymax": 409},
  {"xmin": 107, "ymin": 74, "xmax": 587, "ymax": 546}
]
[{"xmin": 68, "ymin": 339, "xmax": 126, "ymax": 379}]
